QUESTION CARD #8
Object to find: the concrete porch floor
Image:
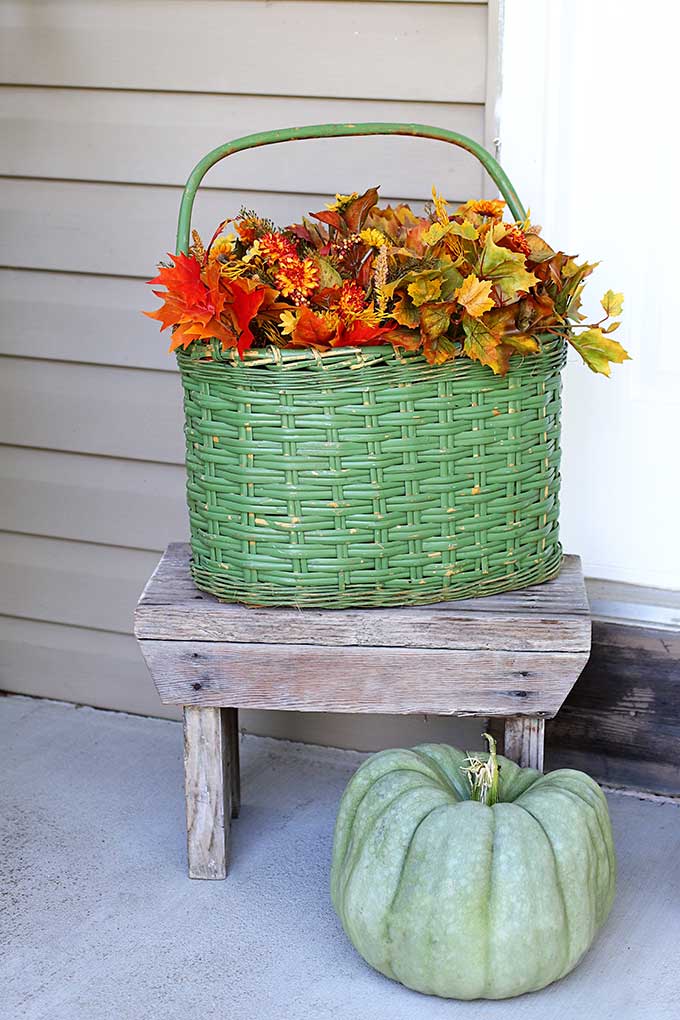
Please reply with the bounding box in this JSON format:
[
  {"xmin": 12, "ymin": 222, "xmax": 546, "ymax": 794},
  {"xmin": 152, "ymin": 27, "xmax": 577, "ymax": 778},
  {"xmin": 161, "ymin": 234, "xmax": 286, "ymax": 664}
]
[{"xmin": 1, "ymin": 695, "xmax": 678, "ymax": 1020}]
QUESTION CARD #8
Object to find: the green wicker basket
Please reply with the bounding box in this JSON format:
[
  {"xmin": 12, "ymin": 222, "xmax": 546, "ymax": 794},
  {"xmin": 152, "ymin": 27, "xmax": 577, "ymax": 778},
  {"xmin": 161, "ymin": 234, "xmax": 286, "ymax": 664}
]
[{"xmin": 175, "ymin": 123, "xmax": 565, "ymax": 608}]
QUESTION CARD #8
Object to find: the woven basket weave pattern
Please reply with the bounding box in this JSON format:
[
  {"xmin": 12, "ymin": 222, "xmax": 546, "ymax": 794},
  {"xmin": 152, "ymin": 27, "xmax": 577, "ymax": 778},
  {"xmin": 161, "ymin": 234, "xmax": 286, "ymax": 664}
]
[{"xmin": 179, "ymin": 339, "xmax": 565, "ymax": 607}]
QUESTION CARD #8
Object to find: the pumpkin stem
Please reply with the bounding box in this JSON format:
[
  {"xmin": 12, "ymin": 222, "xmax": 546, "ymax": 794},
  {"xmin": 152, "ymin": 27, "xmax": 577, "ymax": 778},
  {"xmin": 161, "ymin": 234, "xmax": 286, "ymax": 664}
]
[{"xmin": 462, "ymin": 733, "xmax": 500, "ymax": 806}]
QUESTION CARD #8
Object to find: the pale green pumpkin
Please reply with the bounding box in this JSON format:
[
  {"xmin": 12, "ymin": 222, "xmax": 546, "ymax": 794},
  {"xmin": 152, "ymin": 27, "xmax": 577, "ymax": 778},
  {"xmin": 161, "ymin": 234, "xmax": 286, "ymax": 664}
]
[{"xmin": 331, "ymin": 740, "xmax": 616, "ymax": 1000}]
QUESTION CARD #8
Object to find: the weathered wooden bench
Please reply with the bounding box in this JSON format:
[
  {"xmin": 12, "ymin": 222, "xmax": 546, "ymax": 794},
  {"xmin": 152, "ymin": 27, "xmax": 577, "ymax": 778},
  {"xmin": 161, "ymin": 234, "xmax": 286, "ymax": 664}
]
[{"xmin": 134, "ymin": 544, "xmax": 591, "ymax": 879}]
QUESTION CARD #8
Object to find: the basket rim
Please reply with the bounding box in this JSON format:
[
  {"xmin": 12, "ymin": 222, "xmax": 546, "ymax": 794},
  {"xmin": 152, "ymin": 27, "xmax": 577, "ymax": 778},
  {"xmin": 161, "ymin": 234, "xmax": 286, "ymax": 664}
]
[{"xmin": 177, "ymin": 331, "xmax": 566, "ymax": 372}]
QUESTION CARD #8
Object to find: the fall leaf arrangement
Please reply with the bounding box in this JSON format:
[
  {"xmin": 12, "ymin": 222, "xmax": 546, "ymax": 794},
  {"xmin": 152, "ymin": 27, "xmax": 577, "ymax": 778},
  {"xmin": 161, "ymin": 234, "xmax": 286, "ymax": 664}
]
[{"xmin": 146, "ymin": 187, "xmax": 629, "ymax": 376}]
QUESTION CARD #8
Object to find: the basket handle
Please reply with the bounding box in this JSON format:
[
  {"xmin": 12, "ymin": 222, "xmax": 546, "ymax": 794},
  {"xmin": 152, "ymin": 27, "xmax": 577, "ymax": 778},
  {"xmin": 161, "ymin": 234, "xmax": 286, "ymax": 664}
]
[{"xmin": 176, "ymin": 123, "xmax": 526, "ymax": 251}]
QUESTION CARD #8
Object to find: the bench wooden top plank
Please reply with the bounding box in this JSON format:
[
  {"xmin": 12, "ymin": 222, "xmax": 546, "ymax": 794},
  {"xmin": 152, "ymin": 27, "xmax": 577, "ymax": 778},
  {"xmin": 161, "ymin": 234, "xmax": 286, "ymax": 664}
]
[
  {"xmin": 140, "ymin": 640, "xmax": 589, "ymax": 717},
  {"xmin": 134, "ymin": 544, "xmax": 591, "ymax": 654},
  {"xmin": 135, "ymin": 544, "xmax": 592, "ymax": 717}
]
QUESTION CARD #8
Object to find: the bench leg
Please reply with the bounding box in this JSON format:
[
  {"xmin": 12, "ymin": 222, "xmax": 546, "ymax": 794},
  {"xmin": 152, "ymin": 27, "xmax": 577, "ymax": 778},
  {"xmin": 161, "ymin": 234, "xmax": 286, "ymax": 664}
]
[
  {"xmin": 183, "ymin": 706, "xmax": 239, "ymax": 879},
  {"xmin": 225, "ymin": 707, "xmax": 241, "ymax": 818},
  {"xmin": 503, "ymin": 716, "xmax": 545, "ymax": 771}
]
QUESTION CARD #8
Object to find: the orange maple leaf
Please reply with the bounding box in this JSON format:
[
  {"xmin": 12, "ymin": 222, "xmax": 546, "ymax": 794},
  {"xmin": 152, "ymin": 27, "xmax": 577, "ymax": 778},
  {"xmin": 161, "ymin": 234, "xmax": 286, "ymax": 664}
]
[
  {"xmin": 147, "ymin": 252, "xmax": 207, "ymax": 308},
  {"xmin": 145, "ymin": 253, "xmax": 215, "ymax": 336},
  {"xmin": 455, "ymin": 274, "xmax": 495, "ymax": 318},
  {"xmin": 167, "ymin": 317, "xmax": 236, "ymax": 353},
  {"xmin": 289, "ymin": 307, "xmax": 338, "ymax": 348},
  {"xmin": 331, "ymin": 321, "xmax": 395, "ymax": 347},
  {"xmin": 224, "ymin": 278, "xmax": 267, "ymax": 356},
  {"xmin": 381, "ymin": 326, "xmax": 422, "ymax": 352},
  {"xmin": 146, "ymin": 253, "xmax": 241, "ymax": 352}
]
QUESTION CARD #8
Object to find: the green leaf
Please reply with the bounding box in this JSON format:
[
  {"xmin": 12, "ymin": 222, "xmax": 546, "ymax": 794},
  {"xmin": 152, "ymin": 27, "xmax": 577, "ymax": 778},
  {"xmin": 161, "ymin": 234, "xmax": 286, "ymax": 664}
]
[
  {"xmin": 420, "ymin": 303, "xmax": 452, "ymax": 343},
  {"xmin": 600, "ymin": 290, "xmax": 624, "ymax": 317},
  {"xmin": 449, "ymin": 220, "xmax": 479, "ymax": 240},
  {"xmin": 392, "ymin": 293, "xmax": 421, "ymax": 328},
  {"xmin": 562, "ymin": 258, "xmax": 582, "ymax": 278},
  {"xmin": 439, "ymin": 262, "xmax": 465, "ymax": 300},
  {"xmin": 461, "ymin": 314, "xmax": 511, "ymax": 375},
  {"xmin": 316, "ymin": 257, "xmax": 343, "ymax": 290},
  {"xmin": 569, "ymin": 327, "xmax": 631, "ymax": 376},
  {"xmin": 479, "ymin": 233, "xmax": 538, "ymax": 302},
  {"xmin": 555, "ymin": 260, "xmax": 599, "ymax": 317}
]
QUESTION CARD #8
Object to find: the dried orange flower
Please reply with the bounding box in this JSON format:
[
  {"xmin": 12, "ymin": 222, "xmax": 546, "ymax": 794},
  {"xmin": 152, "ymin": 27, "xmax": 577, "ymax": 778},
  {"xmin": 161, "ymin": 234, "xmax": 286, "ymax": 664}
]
[
  {"xmin": 258, "ymin": 232, "xmax": 298, "ymax": 264},
  {"xmin": 498, "ymin": 226, "xmax": 532, "ymax": 257},
  {"xmin": 237, "ymin": 220, "xmax": 258, "ymax": 244},
  {"xmin": 338, "ymin": 280, "xmax": 368, "ymax": 322},
  {"xmin": 459, "ymin": 199, "xmax": 506, "ymax": 220},
  {"xmin": 275, "ymin": 256, "xmax": 320, "ymax": 303}
]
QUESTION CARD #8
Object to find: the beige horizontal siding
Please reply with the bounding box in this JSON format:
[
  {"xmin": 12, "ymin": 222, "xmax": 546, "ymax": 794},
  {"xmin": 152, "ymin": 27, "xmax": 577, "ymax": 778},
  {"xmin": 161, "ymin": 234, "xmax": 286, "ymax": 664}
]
[
  {"xmin": 0, "ymin": 533, "xmax": 159, "ymax": 633},
  {"xmin": 0, "ymin": 616, "xmax": 181, "ymax": 718},
  {"xmin": 0, "ymin": 88, "xmax": 486, "ymax": 197},
  {"xmin": 0, "ymin": 359, "xmax": 185, "ymax": 462},
  {"xmin": 0, "ymin": 179, "xmax": 335, "ymax": 276},
  {"xmin": 0, "ymin": 2, "xmax": 487, "ymax": 102},
  {"xmin": 0, "ymin": 271, "xmax": 174, "ymax": 371},
  {"xmin": 0, "ymin": 447, "xmax": 188, "ymax": 549},
  {"xmin": 1, "ymin": 0, "xmax": 499, "ymax": 737}
]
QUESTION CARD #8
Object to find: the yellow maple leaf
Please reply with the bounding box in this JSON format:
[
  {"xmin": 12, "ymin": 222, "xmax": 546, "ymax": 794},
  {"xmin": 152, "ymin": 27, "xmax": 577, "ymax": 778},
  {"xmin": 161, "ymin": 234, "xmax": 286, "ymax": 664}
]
[
  {"xmin": 600, "ymin": 290, "xmax": 624, "ymax": 317},
  {"xmin": 455, "ymin": 274, "xmax": 495, "ymax": 318},
  {"xmin": 422, "ymin": 222, "xmax": 451, "ymax": 247},
  {"xmin": 279, "ymin": 310, "xmax": 298, "ymax": 336},
  {"xmin": 569, "ymin": 328, "xmax": 631, "ymax": 376},
  {"xmin": 423, "ymin": 220, "xmax": 479, "ymax": 250},
  {"xmin": 407, "ymin": 276, "xmax": 443, "ymax": 307}
]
